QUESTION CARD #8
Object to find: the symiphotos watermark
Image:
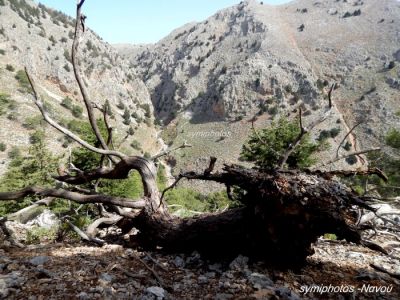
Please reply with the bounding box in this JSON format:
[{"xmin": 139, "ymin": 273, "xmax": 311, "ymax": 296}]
[
  {"xmin": 187, "ymin": 130, "xmax": 232, "ymax": 138},
  {"xmin": 300, "ymin": 284, "xmax": 394, "ymax": 295}
]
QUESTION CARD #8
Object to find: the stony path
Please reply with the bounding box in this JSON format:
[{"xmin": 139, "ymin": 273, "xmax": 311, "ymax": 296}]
[{"xmin": 1, "ymin": 235, "xmax": 399, "ymax": 299}]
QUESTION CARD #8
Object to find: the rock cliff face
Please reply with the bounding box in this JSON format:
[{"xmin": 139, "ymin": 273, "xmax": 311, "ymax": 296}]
[
  {"xmin": 0, "ymin": 0, "xmax": 160, "ymax": 176},
  {"xmin": 118, "ymin": 0, "xmax": 400, "ymax": 182}
]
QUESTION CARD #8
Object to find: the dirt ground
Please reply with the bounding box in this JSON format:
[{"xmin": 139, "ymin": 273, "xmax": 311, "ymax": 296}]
[{"xmin": 1, "ymin": 232, "xmax": 399, "ymax": 299}]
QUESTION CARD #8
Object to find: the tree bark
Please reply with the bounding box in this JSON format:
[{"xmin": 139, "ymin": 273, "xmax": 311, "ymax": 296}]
[{"xmin": 123, "ymin": 164, "xmax": 375, "ymax": 267}]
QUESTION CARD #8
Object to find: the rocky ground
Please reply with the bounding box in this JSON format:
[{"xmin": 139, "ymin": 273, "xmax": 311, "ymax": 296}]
[{"xmin": 1, "ymin": 230, "xmax": 399, "ymax": 299}]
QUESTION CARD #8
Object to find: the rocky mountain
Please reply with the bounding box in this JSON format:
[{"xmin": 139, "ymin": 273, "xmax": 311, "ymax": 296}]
[
  {"xmin": 0, "ymin": 0, "xmax": 161, "ymax": 176},
  {"xmin": 119, "ymin": 0, "xmax": 400, "ymax": 181},
  {"xmin": 1, "ymin": 0, "xmax": 399, "ymax": 188}
]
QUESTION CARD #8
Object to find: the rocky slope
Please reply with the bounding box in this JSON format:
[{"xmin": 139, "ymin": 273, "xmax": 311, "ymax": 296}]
[
  {"xmin": 119, "ymin": 0, "xmax": 400, "ymax": 183},
  {"xmin": 0, "ymin": 0, "xmax": 161, "ymax": 176}
]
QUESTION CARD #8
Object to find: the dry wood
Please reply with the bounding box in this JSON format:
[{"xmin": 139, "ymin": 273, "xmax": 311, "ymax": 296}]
[
  {"xmin": 72, "ymin": 0, "xmax": 112, "ymax": 158},
  {"xmin": 24, "ymin": 68, "xmax": 126, "ymax": 159}
]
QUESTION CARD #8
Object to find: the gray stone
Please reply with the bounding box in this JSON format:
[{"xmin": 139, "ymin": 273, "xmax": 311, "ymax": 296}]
[
  {"xmin": 0, "ymin": 271, "xmax": 25, "ymax": 299},
  {"xmin": 205, "ymin": 272, "xmax": 216, "ymax": 278},
  {"xmin": 229, "ymin": 255, "xmax": 249, "ymax": 271},
  {"xmin": 248, "ymin": 272, "xmax": 274, "ymax": 290},
  {"xmin": 208, "ymin": 263, "xmax": 222, "ymax": 273},
  {"xmin": 275, "ymin": 286, "xmax": 301, "ymax": 300},
  {"xmin": 99, "ymin": 273, "xmax": 114, "ymax": 283},
  {"xmin": 215, "ymin": 293, "xmax": 233, "ymax": 300},
  {"xmin": 35, "ymin": 268, "xmax": 53, "ymax": 278},
  {"xmin": 26, "ymin": 209, "xmax": 60, "ymax": 229},
  {"xmin": 198, "ymin": 275, "xmax": 208, "ymax": 284},
  {"xmin": 327, "ymin": 8, "xmax": 338, "ymax": 15},
  {"xmin": 77, "ymin": 292, "xmax": 91, "ymax": 300},
  {"xmin": 173, "ymin": 256, "xmax": 185, "ymax": 268},
  {"xmin": 186, "ymin": 251, "xmax": 201, "ymax": 265},
  {"xmin": 145, "ymin": 286, "xmax": 165, "ymax": 299},
  {"xmin": 29, "ymin": 256, "xmax": 49, "ymax": 266}
]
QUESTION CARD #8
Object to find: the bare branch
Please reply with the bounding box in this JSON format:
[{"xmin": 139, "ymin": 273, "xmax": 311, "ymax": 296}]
[
  {"xmin": 204, "ymin": 156, "xmax": 217, "ymax": 176},
  {"xmin": 0, "ymin": 186, "xmax": 146, "ymax": 209},
  {"xmin": 251, "ymin": 118, "xmax": 268, "ymax": 146},
  {"xmin": 328, "ymin": 83, "xmax": 336, "ymax": 108},
  {"xmin": 72, "ymin": 0, "xmax": 114, "ymax": 158},
  {"xmin": 86, "ymin": 215, "xmax": 123, "ymax": 238},
  {"xmin": 309, "ymin": 168, "xmax": 388, "ymax": 182},
  {"xmin": 93, "ymin": 103, "xmax": 115, "ymax": 167},
  {"xmin": 24, "ymin": 68, "xmax": 126, "ymax": 160},
  {"xmin": 160, "ymin": 175, "xmax": 183, "ymax": 203},
  {"xmin": 316, "ymin": 148, "xmax": 381, "ymax": 168},
  {"xmin": 278, "ymin": 108, "xmax": 306, "ymax": 169},
  {"xmin": 129, "ymin": 252, "xmax": 164, "ymax": 287},
  {"xmin": 336, "ymin": 122, "xmax": 363, "ymax": 158},
  {"xmin": 55, "ymin": 156, "xmax": 148, "ymax": 184},
  {"xmin": 65, "ymin": 219, "xmax": 105, "ymax": 245},
  {"xmin": 152, "ymin": 141, "xmax": 192, "ymax": 160},
  {"xmin": 7, "ymin": 197, "xmax": 55, "ymax": 221},
  {"xmin": 278, "ymin": 83, "xmax": 337, "ymax": 169}
]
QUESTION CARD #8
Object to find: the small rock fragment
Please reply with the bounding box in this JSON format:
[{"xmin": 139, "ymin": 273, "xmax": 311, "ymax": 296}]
[
  {"xmin": 145, "ymin": 286, "xmax": 165, "ymax": 299},
  {"xmin": 29, "ymin": 256, "xmax": 49, "ymax": 266}
]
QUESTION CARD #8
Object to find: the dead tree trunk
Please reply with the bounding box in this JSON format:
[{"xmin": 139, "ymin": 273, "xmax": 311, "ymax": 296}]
[
  {"xmin": 127, "ymin": 164, "xmax": 384, "ymax": 266},
  {"xmin": 0, "ymin": 0, "xmax": 396, "ymax": 269}
]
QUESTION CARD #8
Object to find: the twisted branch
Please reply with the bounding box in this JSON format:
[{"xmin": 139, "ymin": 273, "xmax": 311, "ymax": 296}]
[
  {"xmin": 0, "ymin": 186, "xmax": 146, "ymax": 209},
  {"xmin": 72, "ymin": 0, "xmax": 118, "ymax": 165},
  {"xmin": 24, "ymin": 68, "xmax": 126, "ymax": 159}
]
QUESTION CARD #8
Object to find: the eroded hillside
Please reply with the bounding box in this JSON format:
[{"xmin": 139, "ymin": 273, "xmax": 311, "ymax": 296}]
[
  {"xmin": 0, "ymin": 0, "xmax": 161, "ymax": 176},
  {"xmin": 119, "ymin": 0, "xmax": 400, "ymax": 186}
]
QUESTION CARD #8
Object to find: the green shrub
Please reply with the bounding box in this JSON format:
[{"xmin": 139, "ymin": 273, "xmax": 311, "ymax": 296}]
[
  {"xmin": 64, "ymin": 49, "xmax": 71, "ymax": 62},
  {"xmin": 241, "ymin": 117, "xmax": 324, "ymax": 169},
  {"xmin": 343, "ymin": 142, "xmax": 352, "ymax": 151},
  {"xmin": 71, "ymin": 105, "xmax": 83, "ymax": 118},
  {"xmin": 386, "ymin": 128, "xmax": 400, "ymax": 149},
  {"xmin": 22, "ymin": 115, "xmax": 47, "ymax": 129},
  {"xmin": 140, "ymin": 103, "xmax": 151, "ymax": 118},
  {"xmin": 130, "ymin": 140, "xmax": 141, "ymax": 151},
  {"xmin": 123, "ymin": 108, "xmax": 131, "ymax": 125},
  {"xmin": 0, "ymin": 133, "xmax": 59, "ymax": 215},
  {"xmin": 15, "ymin": 70, "xmax": 32, "ymax": 93},
  {"xmin": 329, "ymin": 127, "xmax": 341, "ymax": 138},
  {"xmin": 268, "ymin": 106, "xmax": 278, "ymax": 116},
  {"xmin": 64, "ymin": 64, "xmax": 71, "ymax": 72},
  {"xmin": 26, "ymin": 226, "xmax": 58, "ymax": 244},
  {"xmin": 127, "ymin": 126, "xmax": 134, "ymax": 136},
  {"xmin": 345, "ymin": 155, "xmax": 358, "ymax": 165},
  {"xmin": 29, "ymin": 130, "xmax": 45, "ymax": 144},
  {"xmin": 116, "ymin": 100, "xmax": 125, "ymax": 110},
  {"xmin": 318, "ymin": 128, "xmax": 341, "ymax": 141},
  {"xmin": 0, "ymin": 93, "xmax": 16, "ymax": 116},
  {"xmin": 0, "ymin": 49, "xmax": 5, "ymax": 55},
  {"xmin": 66, "ymin": 119, "xmax": 108, "ymax": 170},
  {"xmin": 61, "ymin": 97, "xmax": 73, "ymax": 110},
  {"xmin": 99, "ymin": 171, "xmax": 143, "ymax": 200},
  {"xmin": 8, "ymin": 146, "xmax": 21, "ymax": 160},
  {"xmin": 6, "ymin": 64, "xmax": 15, "ymax": 72},
  {"xmin": 49, "ymin": 35, "xmax": 56, "ymax": 44},
  {"xmin": 323, "ymin": 233, "xmax": 337, "ymax": 240},
  {"xmin": 165, "ymin": 189, "xmax": 232, "ymax": 218},
  {"xmin": 0, "ymin": 142, "xmax": 6, "ymax": 152}
]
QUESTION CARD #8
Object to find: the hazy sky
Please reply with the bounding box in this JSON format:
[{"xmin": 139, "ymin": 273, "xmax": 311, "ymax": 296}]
[{"xmin": 37, "ymin": 0, "xmax": 290, "ymax": 44}]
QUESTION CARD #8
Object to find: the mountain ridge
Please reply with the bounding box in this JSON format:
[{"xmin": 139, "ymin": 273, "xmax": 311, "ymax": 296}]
[{"xmin": 114, "ymin": 0, "xmax": 399, "ymax": 185}]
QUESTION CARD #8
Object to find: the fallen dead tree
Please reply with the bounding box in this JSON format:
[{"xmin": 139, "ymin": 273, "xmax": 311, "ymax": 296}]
[{"xmin": 0, "ymin": 0, "xmax": 398, "ymax": 268}]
